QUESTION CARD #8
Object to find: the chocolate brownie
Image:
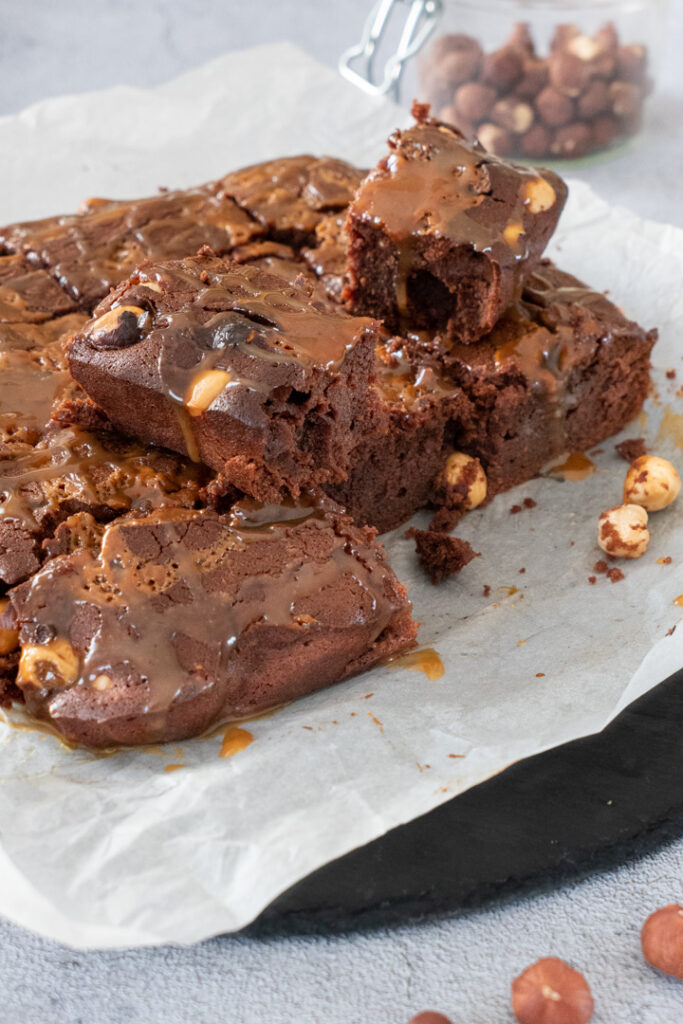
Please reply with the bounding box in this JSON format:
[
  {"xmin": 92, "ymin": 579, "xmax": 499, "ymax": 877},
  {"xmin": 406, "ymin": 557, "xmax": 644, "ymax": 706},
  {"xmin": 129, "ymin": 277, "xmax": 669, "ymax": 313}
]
[
  {"xmin": 412, "ymin": 260, "xmax": 656, "ymax": 497},
  {"xmin": 10, "ymin": 495, "xmax": 417, "ymax": 747},
  {"xmin": 0, "ymin": 251, "xmax": 77, "ymax": 323},
  {"xmin": 68, "ymin": 251, "xmax": 380, "ymax": 501},
  {"xmin": 0, "ymin": 314, "xmax": 88, "ymax": 455},
  {"xmin": 0, "ymin": 187, "xmax": 262, "ymax": 311},
  {"xmin": 412, "ymin": 530, "xmax": 479, "ymax": 585},
  {"xmin": 326, "ymin": 339, "xmax": 462, "ymax": 532},
  {"xmin": 217, "ymin": 156, "xmax": 365, "ymax": 245},
  {"xmin": 301, "ymin": 213, "xmax": 349, "ymax": 302},
  {"xmin": 344, "ymin": 102, "xmax": 567, "ymax": 343},
  {"xmin": 0, "ymin": 424, "xmax": 204, "ymax": 588}
]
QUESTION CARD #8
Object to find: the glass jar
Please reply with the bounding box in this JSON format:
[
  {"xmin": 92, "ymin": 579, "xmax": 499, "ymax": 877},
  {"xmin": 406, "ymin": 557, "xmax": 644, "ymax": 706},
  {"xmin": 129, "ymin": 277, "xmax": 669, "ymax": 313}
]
[{"xmin": 340, "ymin": 0, "xmax": 668, "ymax": 162}]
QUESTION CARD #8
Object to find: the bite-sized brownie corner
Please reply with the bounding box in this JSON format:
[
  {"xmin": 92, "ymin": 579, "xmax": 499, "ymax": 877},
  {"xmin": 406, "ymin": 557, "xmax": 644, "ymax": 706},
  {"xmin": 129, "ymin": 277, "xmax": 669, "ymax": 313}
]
[
  {"xmin": 413, "ymin": 530, "xmax": 480, "ymax": 585},
  {"xmin": 0, "ymin": 187, "xmax": 262, "ymax": 311},
  {"xmin": 344, "ymin": 101, "xmax": 567, "ymax": 344},
  {"xmin": 68, "ymin": 251, "xmax": 381, "ymax": 501},
  {"xmin": 413, "ymin": 259, "xmax": 656, "ymax": 497},
  {"xmin": 10, "ymin": 495, "xmax": 417, "ymax": 747},
  {"xmin": 217, "ymin": 155, "xmax": 366, "ymax": 246},
  {"xmin": 0, "ymin": 424, "xmax": 205, "ymax": 588}
]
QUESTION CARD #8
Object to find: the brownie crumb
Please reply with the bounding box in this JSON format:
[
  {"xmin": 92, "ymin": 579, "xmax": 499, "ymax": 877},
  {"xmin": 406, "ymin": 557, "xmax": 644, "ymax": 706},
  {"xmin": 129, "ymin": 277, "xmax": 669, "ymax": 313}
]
[
  {"xmin": 666, "ymin": 368, "xmax": 676, "ymax": 380},
  {"xmin": 414, "ymin": 530, "xmax": 480, "ymax": 585},
  {"xmin": 667, "ymin": 625, "xmax": 677, "ymax": 637},
  {"xmin": 510, "ymin": 504, "xmax": 522, "ymax": 514},
  {"xmin": 429, "ymin": 505, "xmax": 465, "ymax": 533},
  {"xmin": 519, "ymin": 567, "xmax": 526, "ymax": 574},
  {"xmin": 608, "ymin": 568, "xmax": 625, "ymax": 583},
  {"xmin": 536, "ymin": 672, "xmax": 545, "ymax": 678},
  {"xmin": 615, "ymin": 438, "xmax": 647, "ymax": 463},
  {"xmin": 523, "ymin": 497, "xmax": 537, "ymax": 509},
  {"xmin": 593, "ymin": 560, "xmax": 609, "ymax": 574},
  {"xmin": 588, "ymin": 576, "xmax": 596, "ymax": 584},
  {"xmin": 483, "ymin": 584, "xmax": 491, "ymax": 597}
]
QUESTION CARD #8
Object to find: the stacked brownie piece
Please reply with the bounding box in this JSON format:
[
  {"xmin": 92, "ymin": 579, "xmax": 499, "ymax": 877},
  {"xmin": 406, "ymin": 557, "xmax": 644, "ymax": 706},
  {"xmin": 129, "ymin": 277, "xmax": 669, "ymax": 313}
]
[{"xmin": 0, "ymin": 106, "xmax": 655, "ymax": 746}]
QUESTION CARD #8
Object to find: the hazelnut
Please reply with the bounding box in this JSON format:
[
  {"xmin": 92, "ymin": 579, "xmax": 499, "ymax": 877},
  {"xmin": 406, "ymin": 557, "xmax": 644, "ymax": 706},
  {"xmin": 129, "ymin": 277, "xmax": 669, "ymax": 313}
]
[
  {"xmin": 87, "ymin": 305, "xmax": 151, "ymax": 350},
  {"xmin": 524, "ymin": 177, "xmax": 557, "ymax": 214},
  {"xmin": 593, "ymin": 22, "xmax": 619, "ymax": 57},
  {"xmin": 92, "ymin": 674, "xmax": 113, "ymax": 691},
  {"xmin": 549, "ymin": 52, "xmax": 593, "ymax": 98},
  {"xmin": 623, "ymin": 455, "xmax": 681, "ymax": 511},
  {"xmin": 477, "ymin": 123, "xmax": 513, "ymax": 156},
  {"xmin": 567, "ymin": 34, "xmax": 602, "ymax": 63},
  {"xmin": 597, "ymin": 504, "xmax": 649, "ymax": 559},
  {"xmin": 0, "ymin": 598, "xmax": 19, "ymax": 656},
  {"xmin": 551, "ymin": 122, "xmax": 593, "ymax": 158},
  {"xmin": 617, "ymin": 43, "xmax": 647, "ymax": 83},
  {"xmin": 536, "ymin": 87, "xmax": 575, "ymax": 128},
  {"xmin": 577, "ymin": 79, "xmax": 610, "ymax": 119},
  {"xmin": 551, "ymin": 25, "xmax": 580, "ymax": 53},
  {"xmin": 454, "ymin": 82, "xmax": 497, "ymax": 123},
  {"xmin": 427, "ymin": 33, "xmax": 482, "ymax": 69},
  {"xmin": 491, "ymin": 98, "xmax": 534, "ymax": 135},
  {"xmin": 609, "ymin": 81, "xmax": 642, "ymax": 121},
  {"xmin": 408, "ymin": 1014, "xmax": 453, "ymax": 1024},
  {"xmin": 521, "ymin": 124, "xmax": 552, "ymax": 158},
  {"xmin": 641, "ymin": 904, "xmax": 683, "ymax": 979},
  {"xmin": 504, "ymin": 221, "xmax": 525, "ymax": 250},
  {"xmin": 18, "ymin": 637, "xmax": 80, "ymax": 689},
  {"xmin": 512, "ymin": 958, "xmax": 594, "ymax": 1024},
  {"xmin": 482, "ymin": 47, "xmax": 524, "ymax": 90},
  {"xmin": 592, "ymin": 115, "xmax": 619, "ymax": 148},
  {"xmin": 506, "ymin": 22, "xmax": 536, "ymax": 58},
  {"xmin": 437, "ymin": 48, "xmax": 482, "ymax": 87},
  {"xmin": 516, "ymin": 58, "xmax": 550, "ymax": 100},
  {"xmin": 440, "ymin": 452, "xmax": 487, "ymax": 510},
  {"xmin": 185, "ymin": 368, "xmax": 233, "ymax": 416}
]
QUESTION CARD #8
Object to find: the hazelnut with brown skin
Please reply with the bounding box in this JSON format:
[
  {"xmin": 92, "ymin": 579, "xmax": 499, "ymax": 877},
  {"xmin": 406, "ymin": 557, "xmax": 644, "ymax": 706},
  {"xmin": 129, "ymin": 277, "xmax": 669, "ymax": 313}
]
[
  {"xmin": 592, "ymin": 114, "xmax": 619, "ymax": 148},
  {"xmin": 521, "ymin": 124, "xmax": 552, "ymax": 158},
  {"xmin": 549, "ymin": 51, "xmax": 594, "ymax": 98},
  {"xmin": 516, "ymin": 57, "xmax": 550, "ymax": 100},
  {"xmin": 623, "ymin": 455, "xmax": 681, "ymax": 511},
  {"xmin": 438, "ymin": 452, "xmax": 487, "ymax": 511},
  {"xmin": 609, "ymin": 80, "xmax": 643, "ymax": 120},
  {"xmin": 427, "ymin": 32, "xmax": 482, "ymax": 69},
  {"xmin": 641, "ymin": 904, "xmax": 683, "ymax": 979},
  {"xmin": 617, "ymin": 43, "xmax": 647, "ymax": 83},
  {"xmin": 551, "ymin": 122, "xmax": 593, "ymax": 158},
  {"xmin": 437, "ymin": 47, "xmax": 482, "ymax": 87},
  {"xmin": 512, "ymin": 958, "xmax": 594, "ymax": 1024},
  {"xmin": 506, "ymin": 22, "xmax": 536, "ymax": 58},
  {"xmin": 477, "ymin": 122, "xmax": 513, "ymax": 156},
  {"xmin": 482, "ymin": 46, "xmax": 524, "ymax": 90},
  {"xmin": 491, "ymin": 97, "xmax": 535, "ymax": 134},
  {"xmin": 597, "ymin": 504, "xmax": 649, "ymax": 559},
  {"xmin": 578, "ymin": 79, "xmax": 610, "ymax": 119},
  {"xmin": 454, "ymin": 82, "xmax": 497, "ymax": 123},
  {"xmin": 536, "ymin": 86, "xmax": 575, "ymax": 128}
]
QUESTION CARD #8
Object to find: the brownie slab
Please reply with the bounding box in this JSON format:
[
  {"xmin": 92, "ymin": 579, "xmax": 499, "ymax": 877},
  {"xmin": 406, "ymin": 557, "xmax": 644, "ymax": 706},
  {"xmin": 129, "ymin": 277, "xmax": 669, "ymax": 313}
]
[
  {"xmin": 345, "ymin": 102, "xmax": 567, "ymax": 344},
  {"xmin": 413, "ymin": 260, "xmax": 656, "ymax": 498},
  {"xmin": 10, "ymin": 496, "xmax": 417, "ymax": 747},
  {"xmin": 68, "ymin": 251, "xmax": 380, "ymax": 501}
]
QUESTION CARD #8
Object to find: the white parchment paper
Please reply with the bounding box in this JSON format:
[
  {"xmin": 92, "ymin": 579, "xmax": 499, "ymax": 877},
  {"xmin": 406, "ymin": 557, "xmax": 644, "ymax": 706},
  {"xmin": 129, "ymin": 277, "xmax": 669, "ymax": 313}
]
[{"xmin": 0, "ymin": 43, "xmax": 682, "ymax": 950}]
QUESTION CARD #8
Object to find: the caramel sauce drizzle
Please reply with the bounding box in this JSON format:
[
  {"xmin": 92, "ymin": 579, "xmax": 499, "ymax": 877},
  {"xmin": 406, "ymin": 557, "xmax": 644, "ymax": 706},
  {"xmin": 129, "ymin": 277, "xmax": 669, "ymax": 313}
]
[{"xmin": 385, "ymin": 647, "xmax": 445, "ymax": 681}]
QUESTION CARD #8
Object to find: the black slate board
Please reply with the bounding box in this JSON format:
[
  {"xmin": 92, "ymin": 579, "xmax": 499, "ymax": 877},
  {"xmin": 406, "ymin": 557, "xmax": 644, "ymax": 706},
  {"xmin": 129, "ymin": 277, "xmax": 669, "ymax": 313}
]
[{"xmin": 249, "ymin": 667, "xmax": 683, "ymax": 936}]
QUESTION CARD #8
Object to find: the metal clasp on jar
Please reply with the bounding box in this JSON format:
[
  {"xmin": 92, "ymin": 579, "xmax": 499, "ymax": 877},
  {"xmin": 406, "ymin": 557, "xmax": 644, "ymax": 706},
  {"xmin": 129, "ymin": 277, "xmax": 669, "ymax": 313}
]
[{"xmin": 339, "ymin": 0, "xmax": 443, "ymax": 99}]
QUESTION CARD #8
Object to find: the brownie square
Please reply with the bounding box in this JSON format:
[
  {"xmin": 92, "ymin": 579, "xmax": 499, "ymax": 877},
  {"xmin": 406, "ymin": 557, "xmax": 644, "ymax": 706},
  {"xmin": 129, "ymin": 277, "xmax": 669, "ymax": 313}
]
[
  {"xmin": 68, "ymin": 251, "xmax": 380, "ymax": 501},
  {"xmin": 10, "ymin": 495, "xmax": 417, "ymax": 746},
  {"xmin": 345, "ymin": 103, "xmax": 567, "ymax": 343}
]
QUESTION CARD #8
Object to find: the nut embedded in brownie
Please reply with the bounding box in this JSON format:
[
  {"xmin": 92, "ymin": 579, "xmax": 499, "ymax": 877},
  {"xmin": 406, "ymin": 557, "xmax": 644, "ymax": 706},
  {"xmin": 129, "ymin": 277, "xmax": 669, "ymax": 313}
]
[
  {"xmin": 344, "ymin": 102, "xmax": 567, "ymax": 344},
  {"xmin": 10, "ymin": 495, "xmax": 417, "ymax": 747},
  {"xmin": 68, "ymin": 251, "xmax": 381, "ymax": 502}
]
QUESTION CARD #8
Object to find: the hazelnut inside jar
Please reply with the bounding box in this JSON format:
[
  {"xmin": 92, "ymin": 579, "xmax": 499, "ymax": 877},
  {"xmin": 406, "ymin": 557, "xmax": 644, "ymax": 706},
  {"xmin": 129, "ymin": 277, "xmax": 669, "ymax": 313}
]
[{"xmin": 414, "ymin": 0, "xmax": 666, "ymax": 162}]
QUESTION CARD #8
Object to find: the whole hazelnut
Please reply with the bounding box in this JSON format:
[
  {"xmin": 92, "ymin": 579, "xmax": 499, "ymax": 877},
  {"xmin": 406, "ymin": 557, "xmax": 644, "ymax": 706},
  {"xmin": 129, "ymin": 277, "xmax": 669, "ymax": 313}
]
[
  {"xmin": 86, "ymin": 304, "xmax": 151, "ymax": 350},
  {"xmin": 482, "ymin": 47, "xmax": 524, "ymax": 90},
  {"xmin": 617, "ymin": 43, "xmax": 647, "ymax": 83},
  {"xmin": 551, "ymin": 122, "xmax": 593, "ymax": 158},
  {"xmin": 512, "ymin": 958, "xmax": 594, "ymax": 1024},
  {"xmin": 592, "ymin": 114, "xmax": 619, "ymax": 148},
  {"xmin": 426, "ymin": 33, "xmax": 482, "ymax": 69},
  {"xmin": 524, "ymin": 177, "xmax": 557, "ymax": 214},
  {"xmin": 594, "ymin": 22, "xmax": 619, "ymax": 57},
  {"xmin": 440, "ymin": 452, "xmax": 487, "ymax": 510},
  {"xmin": 597, "ymin": 504, "xmax": 649, "ymax": 559},
  {"xmin": 408, "ymin": 1014, "xmax": 453, "ymax": 1024},
  {"xmin": 609, "ymin": 80, "xmax": 642, "ymax": 120},
  {"xmin": 549, "ymin": 52, "xmax": 593, "ymax": 98},
  {"xmin": 623, "ymin": 455, "xmax": 681, "ymax": 511},
  {"xmin": 455, "ymin": 82, "xmax": 497, "ymax": 123},
  {"xmin": 521, "ymin": 124, "xmax": 551, "ymax": 158},
  {"xmin": 536, "ymin": 86, "xmax": 575, "ymax": 128},
  {"xmin": 492, "ymin": 97, "xmax": 535, "ymax": 134},
  {"xmin": 551, "ymin": 25, "xmax": 580, "ymax": 53},
  {"xmin": 578, "ymin": 79, "xmax": 610, "ymax": 119},
  {"xmin": 506, "ymin": 22, "xmax": 536, "ymax": 58},
  {"xmin": 437, "ymin": 48, "xmax": 482, "ymax": 87},
  {"xmin": 477, "ymin": 123, "xmax": 513, "ymax": 156},
  {"xmin": 516, "ymin": 58, "xmax": 550, "ymax": 100},
  {"xmin": 641, "ymin": 904, "xmax": 683, "ymax": 979}
]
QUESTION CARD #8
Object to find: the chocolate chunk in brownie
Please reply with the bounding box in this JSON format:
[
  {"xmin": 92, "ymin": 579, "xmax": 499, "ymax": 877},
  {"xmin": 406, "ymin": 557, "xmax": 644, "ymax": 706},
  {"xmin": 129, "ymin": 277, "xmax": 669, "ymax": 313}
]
[
  {"xmin": 11, "ymin": 495, "xmax": 417, "ymax": 747},
  {"xmin": 0, "ymin": 187, "xmax": 262, "ymax": 311},
  {"xmin": 345, "ymin": 102, "xmax": 567, "ymax": 343},
  {"xmin": 413, "ymin": 530, "xmax": 479, "ymax": 584},
  {"xmin": 410, "ymin": 260, "xmax": 656, "ymax": 498},
  {"xmin": 217, "ymin": 156, "xmax": 365, "ymax": 246},
  {"xmin": 0, "ymin": 252, "xmax": 77, "ymax": 323},
  {"xmin": 0, "ymin": 425, "xmax": 205, "ymax": 587},
  {"xmin": 325, "ymin": 338, "xmax": 462, "ymax": 532},
  {"xmin": 68, "ymin": 251, "xmax": 380, "ymax": 501}
]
